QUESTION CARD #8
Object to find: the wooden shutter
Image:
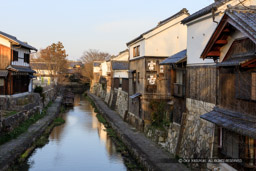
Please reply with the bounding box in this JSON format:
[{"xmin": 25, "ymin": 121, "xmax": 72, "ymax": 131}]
[
  {"xmin": 235, "ymin": 72, "xmax": 251, "ymax": 100},
  {"xmin": 13, "ymin": 50, "xmax": 18, "ymax": 61}
]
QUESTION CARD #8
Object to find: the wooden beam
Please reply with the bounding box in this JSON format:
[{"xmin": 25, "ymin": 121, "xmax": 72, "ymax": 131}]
[
  {"xmin": 215, "ymin": 40, "xmax": 228, "ymax": 45},
  {"xmin": 241, "ymin": 58, "xmax": 256, "ymax": 68},
  {"xmin": 223, "ymin": 28, "xmax": 230, "ymax": 33},
  {"xmin": 207, "ymin": 51, "xmax": 220, "ymax": 57}
]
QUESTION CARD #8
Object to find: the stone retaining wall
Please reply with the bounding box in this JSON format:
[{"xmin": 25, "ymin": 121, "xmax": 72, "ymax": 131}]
[
  {"xmin": 115, "ymin": 89, "xmax": 128, "ymax": 119},
  {"xmin": 179, "ymin": 98, "xmax": 215, "ymax": 159},
  {"xmin": 0, "ymin": 93, "xmax": 41, "ymax": 111},
  {"xmin": 0, "ymin": 106, "xmax": 40, "ymax": 133}
]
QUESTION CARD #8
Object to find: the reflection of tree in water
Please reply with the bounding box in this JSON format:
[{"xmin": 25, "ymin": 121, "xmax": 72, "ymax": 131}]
[{"xmin": 50, "ymin": 113, "xmax": 67, "ymax": 141}]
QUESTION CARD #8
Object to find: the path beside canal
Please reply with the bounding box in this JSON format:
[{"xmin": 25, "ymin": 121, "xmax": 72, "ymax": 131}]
[
  {"xmin": 87, "ymin": 93, "xmax": 189, "ymax": 171},
  {"xmin": 0, "ymin": 96, "xmax": 62, "ymax": 171}
]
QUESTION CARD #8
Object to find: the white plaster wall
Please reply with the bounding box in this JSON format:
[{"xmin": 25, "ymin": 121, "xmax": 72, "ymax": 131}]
[
  {"xmin": 144, "ymin": 17, "xmax": 187, "ymax": 57},
  {"xmin": 12, "ymin": 47, "xmax": 30, "ymax": 66},
  {"xmin": 0, "ymin": 37, "xmax": 11, "ymax": 47},
  {"xmin": 113, "ymin": 50, "xmax": 129, "ymax": 61},
  {"xmin": 113, "ymin": 70, "xmax": 128, "ymax": 78},
  {"xmin": 128, "ymin": 14, "xmax": 188, "ymax": 59},
  {"xmin": 186, "ymin": 0, "xmax": 256, "ymax": 65},
  {"xmin": 101, "ymin": 61, "xmax": 108, "ymax": 76}
]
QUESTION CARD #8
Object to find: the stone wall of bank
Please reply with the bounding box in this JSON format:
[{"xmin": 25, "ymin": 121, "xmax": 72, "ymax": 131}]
[
  {"xmin": 179, "ymin": 98, "xmax": 215, "ymax": 159},
  {"xmin": 91, "ymin": 83, "xmax": 128, "ymax": 119}
]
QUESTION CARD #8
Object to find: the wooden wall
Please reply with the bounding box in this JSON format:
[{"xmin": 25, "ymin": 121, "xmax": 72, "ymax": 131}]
[
  {"xmin": 0, "ymin": 45, "xmax": 11, "ymax": 69},
  {"xmin": 219, "ymin": 67, "xmax": 256, "ymax": 116},
  {"xmin": 186, "ymin": 66, "xmax": 217, "ymax": 104}
]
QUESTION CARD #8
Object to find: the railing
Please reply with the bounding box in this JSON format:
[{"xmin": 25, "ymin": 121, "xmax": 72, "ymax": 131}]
[{"xmin": 174, "ymin": 83, "xmax": 185, "ymax": 97}]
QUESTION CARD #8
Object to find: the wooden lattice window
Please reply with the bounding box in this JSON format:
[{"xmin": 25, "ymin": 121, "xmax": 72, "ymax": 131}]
[{"xmin": 133, "ymin": 46, "xmax": 140, "ymax": 57}]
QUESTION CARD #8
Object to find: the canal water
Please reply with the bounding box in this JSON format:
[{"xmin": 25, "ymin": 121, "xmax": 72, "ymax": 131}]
[{"xmin": 19, "ymin": 95, "xmax": 127, "ymax": 171}]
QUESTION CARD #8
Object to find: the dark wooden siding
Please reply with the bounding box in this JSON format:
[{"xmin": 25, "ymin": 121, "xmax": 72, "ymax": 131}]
[
  {"xmin": 122, "ymin": 78, "xmax": 129, "ymax": 93},
  {"xmin": 219, "ymin": 68, "xmax": 256, "ymax": 116},
  {"xmin": 186, "ymin": 66, "xmax": 217, "ymax": 104}
]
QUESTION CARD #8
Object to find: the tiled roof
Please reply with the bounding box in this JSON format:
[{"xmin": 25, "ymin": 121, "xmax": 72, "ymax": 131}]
[
  {"xmin": 130, "ymin": 93, "xmax": 142, "ymax": 99},
  {"xmin": 201, "ymin": 107, "xmax": 256, "ymax": 139},
  {"xmin": 112, "ymin": 61, "xmax": 128, "ymax": 70},
  {"xmin": 160, "ymin": 49, "xmax": 187, "ymax": 65},
  {"xmin": 7, "ymin": 65, "xmax": 36, "ymax": 73},
  {"xmin": 182, "ymin": 0, "xmax": 232, "ymax": 24},
  {"xmin": 0, "ymin": 70, "xmax": 8, "ymax": 77},
  {"xmin": 226, "ymin": 6, "xmax": 256, "ymax": 43},
  {"xmin": 218, "ymin": 53, "xmax": 255, "ymax": 66},
  {"xmin": 0, "ymin": 31, "xmax": 37, "ymax": 51},
  {"xmin": 127, "ymin": 8, "xmax": 189, "ymax": 46}
]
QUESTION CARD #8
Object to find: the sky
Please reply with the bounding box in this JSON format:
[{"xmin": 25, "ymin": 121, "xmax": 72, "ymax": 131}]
[{"xmin": 0, "ymin": 0, "xmax": 213, "ymax": 61}]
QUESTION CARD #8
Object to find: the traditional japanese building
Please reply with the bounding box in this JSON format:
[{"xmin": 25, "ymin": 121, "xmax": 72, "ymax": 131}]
[
  {"xmin": 126, "ymin": 8, "xmax": 189, "ymax": 130},
  {"xmin": 200, "ymin": 6, "xmax": 256, "ymax": 170},
  {"xmin": 0, "ymin": 31, "xmax": 37, "ymax": 95},
  {"xmin": 178, "ymin": 0, "xmax": 256, "ymax": 170}
]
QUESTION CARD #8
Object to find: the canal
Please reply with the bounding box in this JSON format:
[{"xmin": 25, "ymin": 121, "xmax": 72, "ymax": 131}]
[{"xmin": 18, "ymin": 95, "xmax": 128, "ymax": 171}]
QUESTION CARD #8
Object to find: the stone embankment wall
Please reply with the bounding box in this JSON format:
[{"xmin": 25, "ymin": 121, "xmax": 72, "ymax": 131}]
[
  {"xmin": 0, "ymin": 86, "xmax": 58, "ymax": 135},
  {"xmin": 0, "ymin": 93, "xmax": 41, "ymax": 111},
  {"xmin": 91, "ymin": 83, "xmax": 128, "ymax": 119},
  {"xmin": 144, "ymin": 98, "xmax": 215, "ymax": 160},
  {"xmin": 42, "ymin": 87, "xmax": 57, "ymax": 106},
  {"xmin": 0, "ymin": 106, "xmax": 40, "ymax": 134},
  {"xmin": 179, "ymin": 98, "xmax": 215, "ymax": 159}
]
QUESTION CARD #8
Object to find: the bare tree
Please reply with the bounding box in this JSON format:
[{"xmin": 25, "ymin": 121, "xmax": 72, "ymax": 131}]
[{"xmin": 80, "ymin": 49, "xmax": 111, "ymax": 81}]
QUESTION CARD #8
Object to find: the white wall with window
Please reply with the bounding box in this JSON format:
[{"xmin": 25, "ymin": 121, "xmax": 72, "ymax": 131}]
[{"xmin": 12, "ymin": 47, "xmax": 30, "ymax": 66}]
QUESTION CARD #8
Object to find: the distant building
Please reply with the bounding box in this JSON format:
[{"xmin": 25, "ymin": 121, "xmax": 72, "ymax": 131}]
[
  {"xmin": 0, "ymin": 31, "xmax": 37, "ymax": 95},
  {"xmin": 30, "ymin": 62, "xmax": 57, "ymax": 87}
]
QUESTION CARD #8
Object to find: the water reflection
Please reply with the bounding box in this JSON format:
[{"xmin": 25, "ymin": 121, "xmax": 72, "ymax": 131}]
[{"xmin": 20, "ymin": 95, "xmax": 126, "ymax": 171}]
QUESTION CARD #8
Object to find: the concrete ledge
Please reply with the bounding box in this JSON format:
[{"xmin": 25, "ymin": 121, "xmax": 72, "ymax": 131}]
[{"xmin": 88, "ymin": 93, "xmax": 189, "ymax": 171}]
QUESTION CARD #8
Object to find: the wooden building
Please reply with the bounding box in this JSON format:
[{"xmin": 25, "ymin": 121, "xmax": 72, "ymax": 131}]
[
  {"xmin": 160, "ymin": 49, "xmax": 187, "ymax": 124},
  {"xmin": 126, "ymin": 9, "xmax": 189, "ymax": 130},
  {"xmin": 200, "ymin": 6, "xmax": 256, "ymax": 169},
  {"xmin": 0, "ymin": 31, "xmax": 37, "ymax": 95}
]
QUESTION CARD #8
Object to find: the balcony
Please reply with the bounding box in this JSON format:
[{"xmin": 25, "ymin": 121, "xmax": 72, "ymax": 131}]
[{"xmin": 173, "ymin": 83, "xmax": 185, "ymax": 97}]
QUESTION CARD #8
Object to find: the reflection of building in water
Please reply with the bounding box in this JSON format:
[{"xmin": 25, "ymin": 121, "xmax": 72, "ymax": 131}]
[
  {"xmin": 97, "ymin": 120, "xmax": 117, "ymax": 156},
  {"xmin": 73, "ymin": 95, "xmax": 80, "ymax": 106},
  {"xmin": 50, "ymin": 114, "xmax": 67, "ymax": 141},
  {"xmin": 91, "ymin": 111, "xmax": 98, "ymax": 129}
]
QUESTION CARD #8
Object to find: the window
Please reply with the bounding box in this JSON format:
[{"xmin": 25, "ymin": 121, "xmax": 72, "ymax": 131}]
[
  {"xmin": 133, "ymin": 46, "xmax": 140, "ymax": 57},
  {"xmin": 13, "ymin": 50, "xmax": 18, "ymax": 61},
  {"xmin": 24, "ymin": 53, "xmax": 30, "ymax": 63},
  {"xmin": 176, "ymin": 70, "xmax": 183, "ymax": 84}
]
